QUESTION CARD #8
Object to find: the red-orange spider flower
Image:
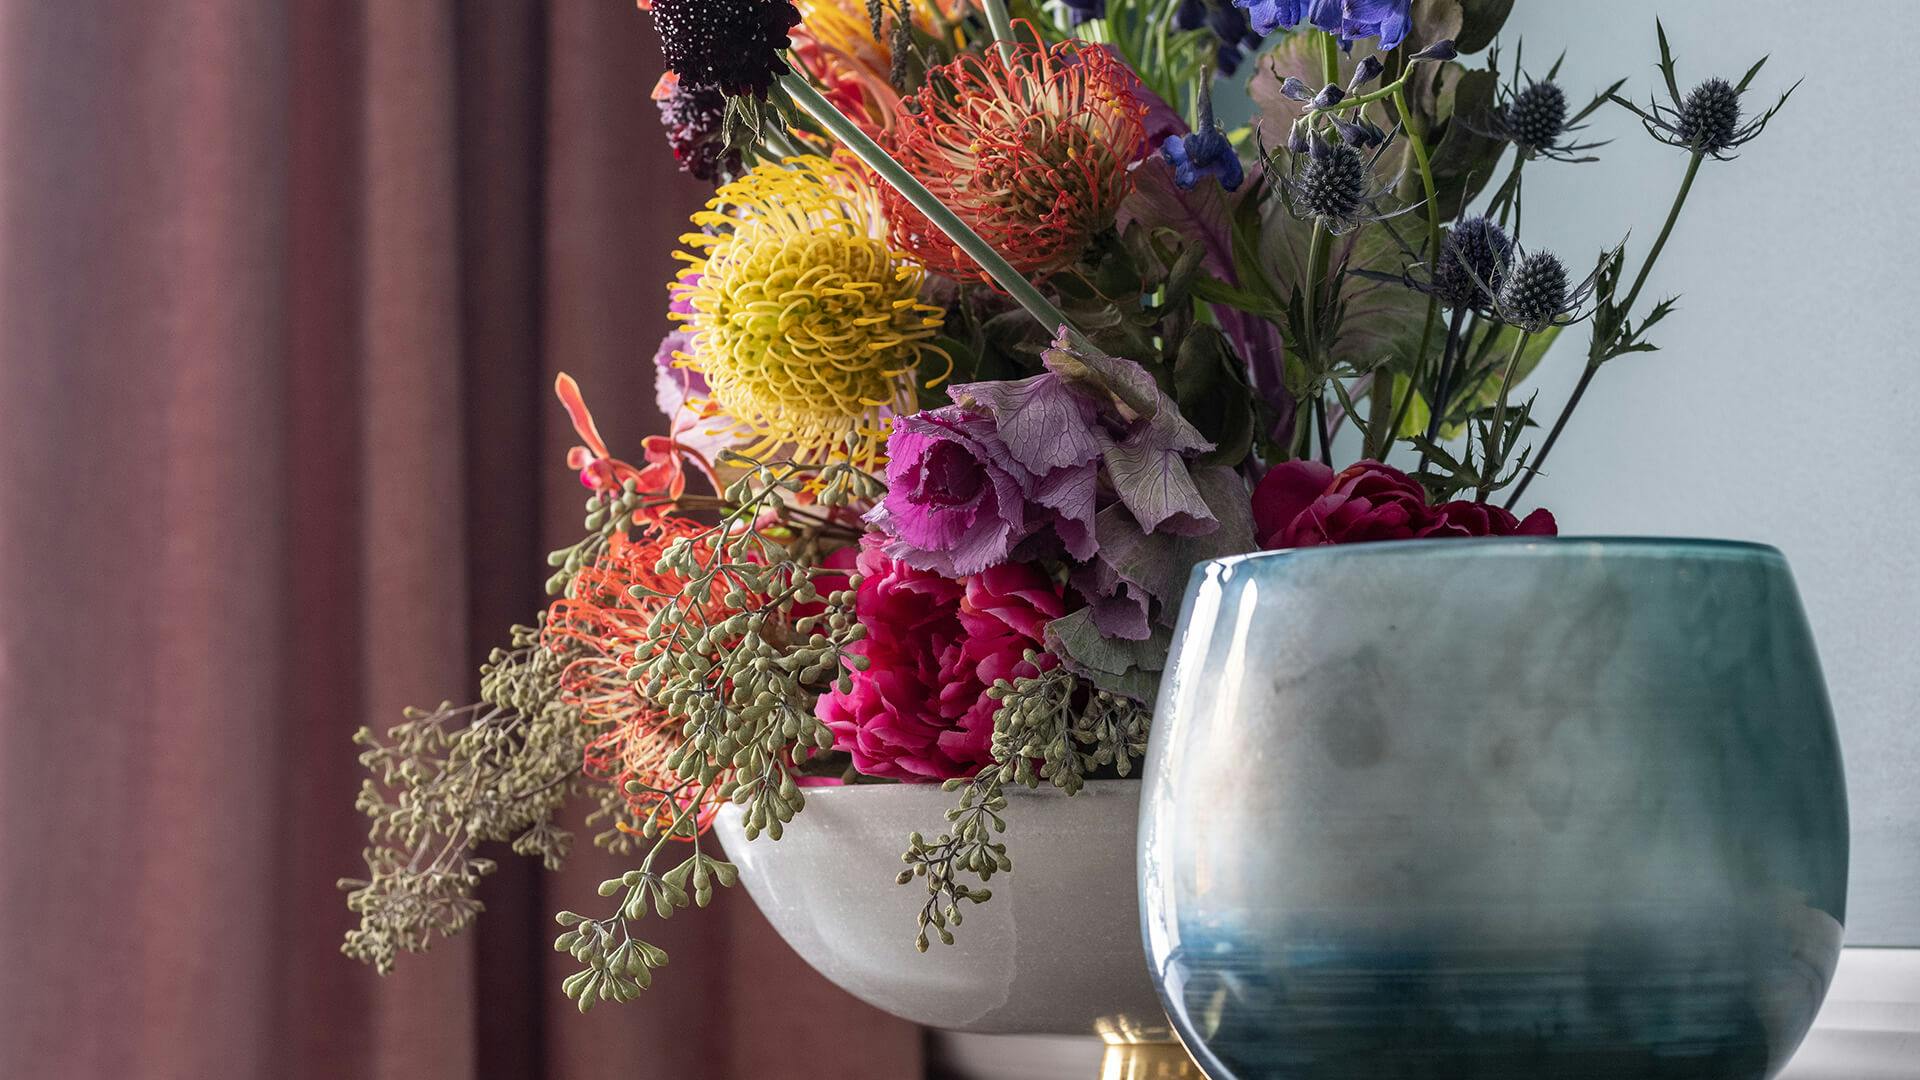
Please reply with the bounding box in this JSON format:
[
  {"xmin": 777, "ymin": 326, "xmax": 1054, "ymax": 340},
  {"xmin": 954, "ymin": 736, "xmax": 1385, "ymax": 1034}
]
[
  {"xmin": 881, "ymin": 37, "xmax": 1149, "ymax": 284},
  {"xmin": 545, "ymin": 521, "xmax": 729, "ymax": 834}
]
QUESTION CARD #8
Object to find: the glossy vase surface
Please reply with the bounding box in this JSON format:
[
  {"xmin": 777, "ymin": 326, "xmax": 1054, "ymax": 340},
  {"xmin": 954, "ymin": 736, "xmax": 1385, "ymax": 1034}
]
[{"xmin": 1138, "ymin": 538, "xmax": 1849, "ymax": 1079}]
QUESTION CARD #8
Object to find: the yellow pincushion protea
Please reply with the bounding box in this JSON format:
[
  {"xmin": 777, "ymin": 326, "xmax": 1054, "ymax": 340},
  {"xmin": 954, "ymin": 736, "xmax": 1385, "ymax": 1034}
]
[{"xmin": 672, "ymin": 154, "xmax": 946, "ymax": 471}]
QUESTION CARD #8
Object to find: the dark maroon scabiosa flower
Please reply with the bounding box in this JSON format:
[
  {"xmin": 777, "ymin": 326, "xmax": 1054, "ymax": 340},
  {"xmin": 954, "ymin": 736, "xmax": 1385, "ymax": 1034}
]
[
  {"xmin": 1609, "ymin": 20, "xmax": 1798, "ymax": 161},
  {"xmin": 651, "ymin": 74, "xmax": 739, "ymax": 182},
  {"xmin": 649, "ymin": 0, "xmax": 801, "ymax": 97}
]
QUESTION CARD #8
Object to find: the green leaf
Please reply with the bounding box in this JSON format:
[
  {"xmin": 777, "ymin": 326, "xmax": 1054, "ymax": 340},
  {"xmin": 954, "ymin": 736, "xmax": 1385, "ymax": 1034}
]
[
  {"xmin": 1439, "ymin": 323, "xmax": 1563, "ymax": 436},
  {"xmin": 1173, "ymin": 326, "xmax": 1256, "ymax": 467},
  {"xmin": 1452, "ymin": 0, "xmax": 1515, "ymax": 54},
  {"xmin": 1043, "ymin": 609, "xmax": 1169, "ymax": 702}
]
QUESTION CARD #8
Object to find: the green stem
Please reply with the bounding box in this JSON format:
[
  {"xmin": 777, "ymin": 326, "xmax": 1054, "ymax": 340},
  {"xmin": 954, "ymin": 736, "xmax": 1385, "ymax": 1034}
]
[
  {"xmin": 1505, "ymin": 150, "xmax": 1704, "ymax": 508},
  {"xmin": 1618, "ymin": 150, "xmax": 1703, "ymax": 317},
  {"xmin": 1299, "ymin": 33, "xmax": 1341, "ymax": 379},
  {"xmin": 1377, "ymin": 84, "xmax": 1442, "ymax": 461},
  {"xmin": 1479, "ymin": 330, "xmax": 1531, "ymax": 501},
  {"xmin": 1488, "ymin": 155, "xmax": 1524, "ymax": 229},
  {"xmin": 980, "ymin": 0, "xmax": 1016, "ymax": 59},
  {"xmin": 1503, "ymin": 362, "xmax": 1592, "ymax": 509},
  {"xmin": 1302, "ymin": 224, "xmax": 1328, "ymax": 364},
  {"xmin": 758, "ymin": 124, "xmax": 804, "ymax": 161},
  {"xmin": 780, "ymin": 74, "xmax": 1086, "ymax": 348}
]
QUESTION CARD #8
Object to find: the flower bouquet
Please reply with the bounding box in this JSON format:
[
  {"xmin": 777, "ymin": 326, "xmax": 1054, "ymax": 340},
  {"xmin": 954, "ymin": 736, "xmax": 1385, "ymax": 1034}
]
[{"xmin": 341, "ymin": 0, "xmax": 1792, "ymax": 1017}]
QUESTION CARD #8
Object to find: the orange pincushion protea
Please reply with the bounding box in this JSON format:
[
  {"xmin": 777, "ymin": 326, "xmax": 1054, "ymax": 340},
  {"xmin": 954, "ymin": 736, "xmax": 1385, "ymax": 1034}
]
[
  {"xmin": 544, "ymin": 522, "xmax": 729, "ymax": 834},
  {"xmin": 882, "ymin": 37, "xmax": 1149, "ymax": 283}
]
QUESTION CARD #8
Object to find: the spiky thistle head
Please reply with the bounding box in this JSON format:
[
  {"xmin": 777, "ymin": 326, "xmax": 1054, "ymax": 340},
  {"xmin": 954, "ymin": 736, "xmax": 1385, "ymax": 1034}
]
[
  {"xmin": 1298, "ymin": 138, "xmax": 1368, "ymax": 222},
  {"xmin": 1276, "ymin": 132, "xmax": 1410, "ymax": 235},
  {"xmin": 1611, "ymin": 21, "xmax": 1797, "ymax": 161},
  {"xmin": 1433, "ymin": 216, "xmax": 1514, "ymax": 312},
  {"xmin": 671, "ymin": 155, "xmax": 947, "ymax": 470},
  {"xmin": 1506, "ymin": 81, "xmax": 1568, "ymax": 153},
  {"xmin": 881, "ymin": 36, "xmax": 1149, "ymax": 283},
  {"xmin": 1489, "ymin": 247, "xmax": 1603, "ymax": 334},
  {"xmin": 1675, "ymin": 77, "xmax": 1742, "ymax": 155},
  {"xmin": 650, "ymin": 0, "xmax": 802, "ymax": 97}
]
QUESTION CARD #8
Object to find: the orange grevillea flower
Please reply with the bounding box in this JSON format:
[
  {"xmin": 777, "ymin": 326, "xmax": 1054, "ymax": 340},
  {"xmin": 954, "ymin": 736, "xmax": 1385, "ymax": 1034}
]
[
  {"xmin": 881, "ymin": 35, "xmax": 1149, "ymax": 283},
  {"xmin": 556, "ymin": 372, "xmax": 707, "ymax": 518},
  {"xmin": 545, "ymin": 521, "xmax": 729, "ymax": 834}
]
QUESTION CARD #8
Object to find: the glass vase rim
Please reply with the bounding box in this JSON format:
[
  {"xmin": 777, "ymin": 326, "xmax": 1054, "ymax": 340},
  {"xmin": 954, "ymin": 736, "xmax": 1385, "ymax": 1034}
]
[{"xmin": 1203, "ymin": 535, "xmax": 1786, "ymax": 574}]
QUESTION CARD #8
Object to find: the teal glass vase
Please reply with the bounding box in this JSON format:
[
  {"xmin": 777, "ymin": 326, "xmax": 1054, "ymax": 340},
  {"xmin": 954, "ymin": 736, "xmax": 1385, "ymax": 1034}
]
[{"xmin": 1138, "ymin": 538, "xmax": 1848, "ymax": 1079}]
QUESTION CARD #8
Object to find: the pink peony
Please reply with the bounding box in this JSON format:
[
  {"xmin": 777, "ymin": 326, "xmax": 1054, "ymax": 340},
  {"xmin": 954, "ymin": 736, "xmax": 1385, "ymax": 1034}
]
[
  {"xmin": 1252, "ymin": 459, "xmax": 1556, "ymax": 549},
  {"xmin": 816, "ymin": 537, "xmax": 1064, "ymax": 781}
]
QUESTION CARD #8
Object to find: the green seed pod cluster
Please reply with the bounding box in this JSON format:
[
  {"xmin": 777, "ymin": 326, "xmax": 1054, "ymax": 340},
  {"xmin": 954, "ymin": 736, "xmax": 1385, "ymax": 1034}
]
[
  {"xmin": 552, "ymin": 455, "xmax": 880, "ymax": 1009},
  {"xmin": 897, "ymin": 664, "xmax": 1152, "ymax": 951}
]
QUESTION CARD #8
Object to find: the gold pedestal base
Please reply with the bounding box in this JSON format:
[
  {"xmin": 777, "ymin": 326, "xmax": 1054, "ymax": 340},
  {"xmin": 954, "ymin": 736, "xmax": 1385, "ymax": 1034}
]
[{"xmin": 1098, "ymin": 1041, "xmax": 1205, "ymax": 1080}]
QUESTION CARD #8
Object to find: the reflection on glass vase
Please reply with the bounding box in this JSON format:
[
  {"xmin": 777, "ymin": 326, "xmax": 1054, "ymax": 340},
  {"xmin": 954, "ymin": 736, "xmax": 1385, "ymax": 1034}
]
[{"xmin": 1139, "ymin": 538, "xmax": 1848, "ymax": 1080}]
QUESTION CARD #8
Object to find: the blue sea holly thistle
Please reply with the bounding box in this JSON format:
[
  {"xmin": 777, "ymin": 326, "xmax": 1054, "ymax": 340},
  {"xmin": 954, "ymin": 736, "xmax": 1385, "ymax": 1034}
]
[
  {"xmin": 1610, "ymin": 21, "xmax": 1798, "ymax": 161},
  {"xmin": 1486, "ymin": 51, "xmax": 1619, "ymax": 165},
  {"xmin": 1487, "ymin": 247, "xmax": 1601, "ymax": 335},
  {"xmin": 1433, "ymin": 217, "xmax": 1514, "ymax": 314},
  {"xmin": 1507, "ymin": 21, "xmax": 1796, "ymax": 506}
]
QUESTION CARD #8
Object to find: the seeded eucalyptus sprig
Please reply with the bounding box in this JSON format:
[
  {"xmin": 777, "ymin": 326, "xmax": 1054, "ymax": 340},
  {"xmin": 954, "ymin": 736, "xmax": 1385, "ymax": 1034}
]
[
  {"xmin": 899, "ymin": 662, "xmax": 1151, "ymax": 951},
  {"xmin": 340, "ymin": 482, "xmax": 661, "ymax": 974},
  {"xmin": 551, "ymin": 454, "xmax": 879, "ymax": 1011}
]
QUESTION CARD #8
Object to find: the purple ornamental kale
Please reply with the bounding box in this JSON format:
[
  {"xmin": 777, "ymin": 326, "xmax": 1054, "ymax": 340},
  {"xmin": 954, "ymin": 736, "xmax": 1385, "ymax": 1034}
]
[{"xmin": 866, "ymin": 405, "xmax": 1097, "ymax": 578}]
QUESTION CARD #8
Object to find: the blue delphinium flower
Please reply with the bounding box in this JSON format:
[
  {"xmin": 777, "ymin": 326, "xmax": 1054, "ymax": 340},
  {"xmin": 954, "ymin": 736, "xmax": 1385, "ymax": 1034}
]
[
  {"xmin": 1159, "ymin": 82, "xmax": 1244, "ymax": 192},
  {"xmin": 1206, "ymin": 2, "xmax": 1264, "ymax": 76},
  {"xmin": 1313, "ymin": 0, "xmax": 1410, "ymax": 51},
  {"xmin": 1235, "ymin": 0, "xmax": 1308, "ymax": 37},
  {"xmin": 1235, "ymin": 0, "xmax": 1409, "ymax": 51},
  {"xmin": 1060, "ymin": 0, "xmax": 1105, "ymax": 24},
  {"xmin": 1177, "ymin": 0, "xmax": 1266, "ymax": 77},
  {"xmin": 1162, "ymin": 127, "xmax": 1245, "ymax": 191}
]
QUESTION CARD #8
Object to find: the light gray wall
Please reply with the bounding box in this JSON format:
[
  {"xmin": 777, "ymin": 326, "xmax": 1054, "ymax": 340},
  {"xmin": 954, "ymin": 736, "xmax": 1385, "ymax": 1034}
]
[{"xmin": 1498, "ymin": 0, "xmax": 1919, "ymax": 943}]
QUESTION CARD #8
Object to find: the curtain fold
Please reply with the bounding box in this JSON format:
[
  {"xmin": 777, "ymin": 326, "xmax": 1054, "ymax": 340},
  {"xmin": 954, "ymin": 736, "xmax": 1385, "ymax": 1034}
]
[{"xmin": 0, "ymin": 3, "xmax": 924, "ymax": 1077}]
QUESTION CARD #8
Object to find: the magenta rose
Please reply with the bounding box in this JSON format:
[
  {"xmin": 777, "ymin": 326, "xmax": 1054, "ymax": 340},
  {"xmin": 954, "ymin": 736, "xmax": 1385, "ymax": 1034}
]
[
  {"xmin": 1252, "ymin": 459, "xmax": 1557, "ymax": 548},
  {"xmin": 816, "ymin": 538, "xmax": 1065, "ymax": 781}
]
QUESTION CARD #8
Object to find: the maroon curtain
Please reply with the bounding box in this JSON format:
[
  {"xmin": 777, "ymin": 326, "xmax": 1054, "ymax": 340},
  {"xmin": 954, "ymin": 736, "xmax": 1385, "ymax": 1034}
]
[{"xmin": 0, "ymin": 2, "xmax": 924, "ymax": 1077}]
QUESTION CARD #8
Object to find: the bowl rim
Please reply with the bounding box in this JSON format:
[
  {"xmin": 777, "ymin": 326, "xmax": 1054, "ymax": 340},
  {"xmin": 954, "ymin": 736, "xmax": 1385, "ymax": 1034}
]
[
  {"xmin": 1204, "ymin": 535, "xmax": 1785, "ymax": 574},
  {"xmin": 719, "ymin": 775, "xmax": 1141, "ymax": 815}
]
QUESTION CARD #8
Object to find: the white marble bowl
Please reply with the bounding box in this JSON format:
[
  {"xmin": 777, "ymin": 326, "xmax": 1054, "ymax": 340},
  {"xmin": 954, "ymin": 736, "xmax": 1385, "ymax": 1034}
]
[{"xmin": 713, "ymin": 779, "xmax": 1168, "ymax": 1036}]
